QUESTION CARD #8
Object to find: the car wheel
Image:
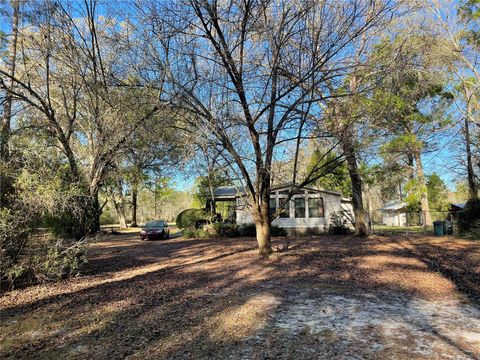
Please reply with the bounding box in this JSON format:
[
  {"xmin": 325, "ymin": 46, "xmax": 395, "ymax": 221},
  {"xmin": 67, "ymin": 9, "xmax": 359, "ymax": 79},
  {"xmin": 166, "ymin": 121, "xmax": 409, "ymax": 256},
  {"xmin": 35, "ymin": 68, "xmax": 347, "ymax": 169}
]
[{"xmin": 141, "ymin": 236, "xmax": 146, "ymax": 241}]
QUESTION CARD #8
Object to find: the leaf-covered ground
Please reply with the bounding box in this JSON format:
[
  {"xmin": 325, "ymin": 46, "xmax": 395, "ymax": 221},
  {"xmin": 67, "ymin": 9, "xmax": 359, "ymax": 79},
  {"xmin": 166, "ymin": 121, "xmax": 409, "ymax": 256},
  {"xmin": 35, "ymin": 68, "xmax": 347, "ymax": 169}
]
[{"xmin": 1, "ymin": 233, "xmax": 479, "ymax": 359}]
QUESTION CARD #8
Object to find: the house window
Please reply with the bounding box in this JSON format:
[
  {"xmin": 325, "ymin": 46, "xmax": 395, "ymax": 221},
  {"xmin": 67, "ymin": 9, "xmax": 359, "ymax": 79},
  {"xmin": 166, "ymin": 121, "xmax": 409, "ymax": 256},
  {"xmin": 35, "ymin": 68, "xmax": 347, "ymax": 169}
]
[
  {"xmin": 308, "ymin": 197, "xmax": 324, "ymax": 218},
  {"xmin": 279, "ymin": 198, "xmax": 289, "ymax": 218},
  {"xmin": 294, "ymin": 198, "xmax": 305, "ymax": 218},
  {"xmin": 269, "ymin": 198, "xmax": 276, "ymax": 218}
]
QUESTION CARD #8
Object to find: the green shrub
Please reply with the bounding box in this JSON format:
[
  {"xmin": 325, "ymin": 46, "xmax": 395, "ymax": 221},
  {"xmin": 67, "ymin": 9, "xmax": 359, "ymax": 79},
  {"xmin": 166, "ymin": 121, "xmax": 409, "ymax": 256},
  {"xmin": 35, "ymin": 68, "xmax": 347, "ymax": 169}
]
[
  {"xmin": 461, "ymin": 220, "xmax": 480, "ymax": 240},
  {"xmin": 100, "ymin": 210, "xmax": 116, "ymax": 225},
  {"xmin": 329, "ymin": 211, "xmax": 351, "ymax": 235},
  {"xmin": 458, "ymin": 199, "xmax": 480, "ymax": 238},
  {"xmin": 183, "ymin": 227, "xmax": 209, "ymax": 239},
  {"xmin": 212, "ymin": 223, "xmax": 239, "ymax": 237},
  {"xmin": 237, "ymin": 223, "xmax": 287, "ymax": 237},
  {"xmin": 41, "ymin": 244, "xmax": 88, "ymax": 281},
  {"xmin": 271, "ymin": 225, "xmax": 287, "ymax": 236},
  {"xmin": 176, "ymin": 208, "xmax": 208, "ymax": 229},
  {"xmin": 238, "ymin": 223, "xmax": 257, "ymax": 237}
]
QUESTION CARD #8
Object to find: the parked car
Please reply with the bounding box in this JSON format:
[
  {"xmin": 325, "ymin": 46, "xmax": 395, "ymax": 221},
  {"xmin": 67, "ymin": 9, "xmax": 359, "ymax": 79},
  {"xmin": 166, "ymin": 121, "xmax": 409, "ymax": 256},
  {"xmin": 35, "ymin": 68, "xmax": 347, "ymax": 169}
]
[{"xmin": 140, "ymin": 220, "xmax": 170, "ymax": 240}]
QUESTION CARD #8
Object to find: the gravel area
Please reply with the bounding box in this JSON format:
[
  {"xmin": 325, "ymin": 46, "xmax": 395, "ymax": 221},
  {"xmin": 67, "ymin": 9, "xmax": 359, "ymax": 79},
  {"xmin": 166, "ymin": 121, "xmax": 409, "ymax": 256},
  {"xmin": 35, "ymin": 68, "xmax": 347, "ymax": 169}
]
[{"xmin": 0, "ymin": 233, "xmax": 479, "ymax": 359}]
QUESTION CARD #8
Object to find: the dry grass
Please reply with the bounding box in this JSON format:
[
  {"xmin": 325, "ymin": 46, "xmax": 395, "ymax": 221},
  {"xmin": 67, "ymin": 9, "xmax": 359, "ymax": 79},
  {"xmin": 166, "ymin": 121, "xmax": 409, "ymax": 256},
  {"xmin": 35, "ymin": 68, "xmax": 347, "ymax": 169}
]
[{"xmin": 1, "ymin": 233, "xmax": 479, "ymax": 359}]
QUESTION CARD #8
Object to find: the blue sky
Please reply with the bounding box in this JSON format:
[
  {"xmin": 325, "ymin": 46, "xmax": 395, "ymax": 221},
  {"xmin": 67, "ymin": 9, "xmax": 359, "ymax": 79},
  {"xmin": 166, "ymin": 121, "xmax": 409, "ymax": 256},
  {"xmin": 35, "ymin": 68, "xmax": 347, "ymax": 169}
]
[{"xmin": 0, "ymin": 0, "xmax": 469, "ymax": 193}]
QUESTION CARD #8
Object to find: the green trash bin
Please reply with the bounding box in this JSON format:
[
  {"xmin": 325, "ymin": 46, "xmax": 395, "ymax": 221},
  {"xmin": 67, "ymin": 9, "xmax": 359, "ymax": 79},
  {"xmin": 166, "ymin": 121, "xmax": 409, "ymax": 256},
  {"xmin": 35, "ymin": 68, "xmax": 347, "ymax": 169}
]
[
  {"xmin": 433, "ymin": 220, "xmax": 444, "ymax": 236},
  {"xmin": 444, "ymin": 220, "xmax": 453, "ymax": 235}
]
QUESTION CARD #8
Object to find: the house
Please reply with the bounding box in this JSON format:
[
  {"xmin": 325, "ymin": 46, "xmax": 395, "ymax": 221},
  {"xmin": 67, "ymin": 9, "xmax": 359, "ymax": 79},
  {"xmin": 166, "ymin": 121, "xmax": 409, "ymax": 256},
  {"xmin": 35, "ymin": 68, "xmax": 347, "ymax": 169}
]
[
  {"xmin": 379, "ymin": 201, "xmax": 407, "ymax": 227},
  {"xmin": 210, "ymin": 184, "xmax": 353, "ymax": 234}
]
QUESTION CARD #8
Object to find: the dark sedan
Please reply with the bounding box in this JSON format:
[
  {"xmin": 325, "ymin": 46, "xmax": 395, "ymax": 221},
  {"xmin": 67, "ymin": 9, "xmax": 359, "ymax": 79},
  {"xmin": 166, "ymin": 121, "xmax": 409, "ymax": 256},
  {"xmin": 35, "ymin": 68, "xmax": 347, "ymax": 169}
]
[{"xmin": 140, "ymin": 220, "xmax": 170, "ymax": 240}]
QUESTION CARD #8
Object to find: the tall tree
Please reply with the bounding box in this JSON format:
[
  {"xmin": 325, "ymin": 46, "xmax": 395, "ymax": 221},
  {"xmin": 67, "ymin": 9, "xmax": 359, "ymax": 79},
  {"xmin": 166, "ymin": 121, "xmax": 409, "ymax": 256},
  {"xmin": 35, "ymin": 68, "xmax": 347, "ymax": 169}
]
[
  {"xmin": 369, "ymin": 34, "xmax": 453, "ymax": 226},
  {"xmin": 143, "ymin": 0, "xmax": 401, "ymax": 255},
  {"xmin": 0, "ymin": 0, "xmax": 19, "ymax": 208},
  {"xmin": 0, "ymin": 1, "xmax": 169, "ymax": 234},
  {"xmin": 431, "ymin": 0, "xmax": 479, "ymax": 200}
]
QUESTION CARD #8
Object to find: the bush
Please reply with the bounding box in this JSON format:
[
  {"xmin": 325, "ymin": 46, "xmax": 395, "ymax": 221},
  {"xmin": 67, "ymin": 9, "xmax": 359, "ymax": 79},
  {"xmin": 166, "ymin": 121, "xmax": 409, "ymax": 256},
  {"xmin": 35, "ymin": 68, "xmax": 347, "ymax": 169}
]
[
  {"xmin": 211, "ymin": 223, "xmax": 239, "ymax": 237},
  {"xmin": 41, "ymin": 243, "xmax": 88, "ymax": 281},
  {"xmin": 458, "ymin": 199, "xmax": 480, "ymax": 239},
  {"xmin": 238, "ymin": 223, "xmax": 257, "ymax": 237},
  {"xmin": 271, "ymin": 225, "xmax": 288, "ymax": 237},
  {"xmin": 176, "ymin": 208, "xmax": 208, "ymax": 229},
  {"xmin": 237, "ymin": 223, "xmax": 287, "ymax": 237},
  {"xmin": 329, "ymin": 211, "xmax": 351, "ymax": 235},
  {"xmin": 1, "ymin": 208, "xmax": 31, "ymax": 285},
  {"xmin": 182, "ymin": 227, "xmax": 209, "ymax": 239}
]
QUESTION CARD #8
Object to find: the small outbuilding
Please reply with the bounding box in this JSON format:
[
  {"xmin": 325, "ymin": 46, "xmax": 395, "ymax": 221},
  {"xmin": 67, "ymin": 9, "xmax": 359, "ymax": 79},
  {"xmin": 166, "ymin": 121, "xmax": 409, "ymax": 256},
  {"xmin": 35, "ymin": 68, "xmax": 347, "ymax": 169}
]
[
  {"xmin": 448, "ymin": 202, "xmax": 466, "ymax": 221},
  {"xmin": 380, "ymin": 201, "xmax": 408, "ymax": 227}
]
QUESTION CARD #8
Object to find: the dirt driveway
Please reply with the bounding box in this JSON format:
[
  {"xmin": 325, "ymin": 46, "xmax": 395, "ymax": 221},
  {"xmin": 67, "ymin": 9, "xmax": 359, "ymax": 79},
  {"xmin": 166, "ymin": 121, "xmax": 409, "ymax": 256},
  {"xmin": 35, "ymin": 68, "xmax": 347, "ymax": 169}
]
[{"xmin": 1, "ymin": 234, "xmax": 479, "ymax": 359}]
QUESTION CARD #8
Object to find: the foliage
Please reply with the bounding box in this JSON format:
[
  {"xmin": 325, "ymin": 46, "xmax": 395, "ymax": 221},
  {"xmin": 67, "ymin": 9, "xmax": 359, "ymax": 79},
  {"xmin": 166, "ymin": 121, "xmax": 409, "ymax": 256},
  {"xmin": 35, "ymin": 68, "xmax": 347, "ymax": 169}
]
[
  {"xmin": 457, "ymin": 199, "xmax": 480, "ymax": 237},
  {"xmin": 0, "ymin": 207, "xmax": 88, "ymax": 286},
  {"xmin": 175, "ymin": 208, "xmax": 208, "ymax": 229},
  {"xmin": 402, "ymin": 174, "xmax": 449, "ymax": 213},
  {"xmin": 238, "ymin": 223, "xmax": 257, "ymax": 237},
  {"xmin": 210, "ymin": 223, "xmax": 240, "ymax": 238},
  {"xmin": 458, "ymin": 0, "xmax": 480, "ymax": 47},
  {"xmin": 404, "ymin": 179, "xmax": 423, "ymax": 212},
  {"xmin": 329, "ymin": 212, "xmax": 352, "ymax": 235},
  {"xmin": 183, "ymin": 222, "xmax": 287, "ymax": 238},
  {"xmin": 0, "ymin": 156, "xmax": 91, "ymax": 286},
  {"xmin": 193, "ymin": 170, "xmax": 232, "ymax": 208},
  {"xmin": 182, "ymin": 227, "xmax": 209, "ymax": 239},
  {"xmin": 271, "ymin": 226, "xmax": 288, "ymax": 237},
  {"xmin": 41, "ymin": 242, "xmax": 88, "ymax": 281},
  {"xmin": 307, "ymin": 149, "xmax": 351, "ymax": 196},
  {"xmin": 237, "ymin": 223, "xmax": 287, "ymax": 237},
  {"xmin": 427, "ymin": 173, "xmax": 449, "ymax": 212}
]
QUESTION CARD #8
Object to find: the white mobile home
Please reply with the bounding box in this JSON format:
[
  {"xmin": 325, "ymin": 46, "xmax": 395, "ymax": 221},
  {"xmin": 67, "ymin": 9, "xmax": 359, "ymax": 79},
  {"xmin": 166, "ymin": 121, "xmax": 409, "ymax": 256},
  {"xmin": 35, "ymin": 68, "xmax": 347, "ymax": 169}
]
[{"xmin": 211, "ymin": 184, "xmax": 353, "ymax": 234}]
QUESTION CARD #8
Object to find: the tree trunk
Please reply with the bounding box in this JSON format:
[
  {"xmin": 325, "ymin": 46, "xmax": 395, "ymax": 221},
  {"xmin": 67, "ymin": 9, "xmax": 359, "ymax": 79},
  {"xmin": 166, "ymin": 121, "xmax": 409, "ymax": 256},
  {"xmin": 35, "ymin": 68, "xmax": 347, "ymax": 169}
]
[
  {"xmin": 0, "ymin": 0, "xmax": 19, "ymax": 209},
  {"xmin": 90, "ymin": 189, "xmax": 101, "ymax": 234},
  {"xmin": 341, "ymin": 134, "xmax": 368, "ymax": 236},
  {"xmin": 407, "ymin": 153, "xmax": 415, "ymax": 180},
  {"xmin": 253, "ymin": 181, "xmax": 273, "ymax": 256},
  {"xmin": 112, "ymin": 192, "xmax": 128, "ymax": 229},
  {"xmin": 413, "ymin": 150, "xmax": 432, "ymax": 227},
  {"xmin": 255, "ymin": 219, "xmax": 272, "ymax": 257},
  {"xmin": 464, "ymin": 117, "xmax": 478, "ymax": 201},
  {"xmin": 115, "ymin": 203, "xmax": 128, "ymax": 228},
  {"xmin": 90, "ymin": 187, "xmax": 102, "ymax": 233},
  {"xmin": 131, "ymin": 184, "xmax": 138, "ymax": 227}
]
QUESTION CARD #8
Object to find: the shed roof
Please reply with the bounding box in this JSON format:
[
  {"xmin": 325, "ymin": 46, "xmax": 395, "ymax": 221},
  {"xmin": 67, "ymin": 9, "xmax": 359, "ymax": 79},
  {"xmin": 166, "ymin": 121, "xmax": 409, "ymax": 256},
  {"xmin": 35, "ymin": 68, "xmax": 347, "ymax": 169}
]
[{"xmin": 380, "ymin": 201, "xmax": 407, "ymax": 211}]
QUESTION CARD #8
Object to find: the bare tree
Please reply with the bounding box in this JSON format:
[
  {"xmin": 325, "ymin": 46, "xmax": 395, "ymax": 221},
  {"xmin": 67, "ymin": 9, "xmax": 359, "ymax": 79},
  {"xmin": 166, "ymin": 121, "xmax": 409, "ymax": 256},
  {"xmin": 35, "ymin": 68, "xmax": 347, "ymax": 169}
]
[
  {"xmin": 0, "ymin": 1, "xmax": 169, "ymax": 234},
  {"xmin": 142, "ymin": 0, "xmax": 401, "ymax": 255}
]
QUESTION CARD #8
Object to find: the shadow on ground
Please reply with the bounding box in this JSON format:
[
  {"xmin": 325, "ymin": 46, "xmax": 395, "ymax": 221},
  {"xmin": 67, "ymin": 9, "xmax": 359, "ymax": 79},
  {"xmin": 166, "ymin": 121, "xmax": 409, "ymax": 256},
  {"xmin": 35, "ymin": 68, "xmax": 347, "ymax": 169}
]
[{"xmin": 1, "ymin": 234, "xmax": 479, "ymax": 359}]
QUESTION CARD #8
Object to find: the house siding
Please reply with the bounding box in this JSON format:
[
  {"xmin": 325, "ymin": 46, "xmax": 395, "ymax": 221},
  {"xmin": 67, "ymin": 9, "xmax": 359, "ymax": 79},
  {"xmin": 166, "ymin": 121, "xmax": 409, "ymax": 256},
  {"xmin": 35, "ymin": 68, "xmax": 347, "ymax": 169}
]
[
  {"xmin": 235, "ymin": 190, "xmax": 347, "ymax": 233},
  {"xmin": 382, "ymin": 211, "xmax": 407, "ymax": 227}
]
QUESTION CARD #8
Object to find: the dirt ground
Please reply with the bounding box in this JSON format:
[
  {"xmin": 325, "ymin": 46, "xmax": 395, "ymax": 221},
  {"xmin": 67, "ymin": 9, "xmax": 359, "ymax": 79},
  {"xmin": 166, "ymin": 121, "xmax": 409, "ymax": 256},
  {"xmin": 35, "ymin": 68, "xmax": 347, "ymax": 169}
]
[{"xmin": 1, "ymin": 233, "xmax": 479, "ymax": 359}]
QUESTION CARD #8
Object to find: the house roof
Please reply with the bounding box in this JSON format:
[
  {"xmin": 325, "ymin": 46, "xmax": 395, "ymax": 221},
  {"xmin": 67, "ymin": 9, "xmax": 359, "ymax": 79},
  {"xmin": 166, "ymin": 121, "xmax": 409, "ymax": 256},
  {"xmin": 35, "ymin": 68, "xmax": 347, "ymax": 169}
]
[
  {"xmin": 209, "ymin": 183, "xmax": 342, "ymax": 200},
  {"xmin": 212, "ymin": 186, "xmax": 245, "ymax": 199},
  {"xmin": 450, "ymin": 203, "xmax": 466, "ymax": 210},
  {"xmin": 380, "ymin": 201, "xmax": 407, "ymax": 211},
  {"xmin": 271, "ymin": 183, "xmax": 342, "ymax": 196}
]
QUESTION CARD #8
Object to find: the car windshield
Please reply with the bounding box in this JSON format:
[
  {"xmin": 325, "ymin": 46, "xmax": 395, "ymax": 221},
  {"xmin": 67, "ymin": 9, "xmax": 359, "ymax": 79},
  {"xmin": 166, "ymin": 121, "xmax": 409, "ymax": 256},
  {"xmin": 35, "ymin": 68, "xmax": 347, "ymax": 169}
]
[{"xmin": 144, "ymin": 220, "xmax": 165, "ymax": 228}]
